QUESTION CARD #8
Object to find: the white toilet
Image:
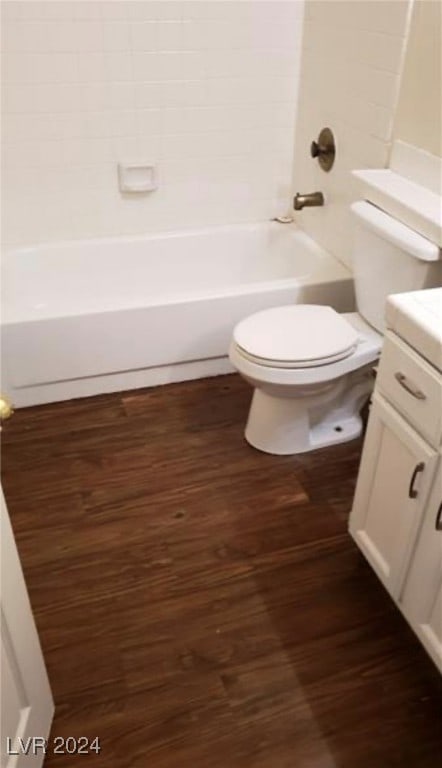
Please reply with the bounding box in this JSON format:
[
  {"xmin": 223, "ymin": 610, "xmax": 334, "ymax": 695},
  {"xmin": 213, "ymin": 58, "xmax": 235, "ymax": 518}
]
[{"xmin": 230, "ymin": 200, "xmax": 442, "ymax": 454}]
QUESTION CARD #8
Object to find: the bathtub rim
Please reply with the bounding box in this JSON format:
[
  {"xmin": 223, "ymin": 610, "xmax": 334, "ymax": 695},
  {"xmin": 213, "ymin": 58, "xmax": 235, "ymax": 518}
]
[{"xmin": 3, "ymin": 219, "xmax": 331, "ymax": 258}]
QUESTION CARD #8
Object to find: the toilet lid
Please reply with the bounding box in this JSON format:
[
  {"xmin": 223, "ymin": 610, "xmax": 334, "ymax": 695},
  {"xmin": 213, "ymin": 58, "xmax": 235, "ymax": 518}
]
[{"xmin": 233, "ymin": 305, "xmax": 360, "ymax": 367}]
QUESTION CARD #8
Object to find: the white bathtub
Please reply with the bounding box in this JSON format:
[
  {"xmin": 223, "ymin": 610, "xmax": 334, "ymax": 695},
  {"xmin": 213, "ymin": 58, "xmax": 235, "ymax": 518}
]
[{"xmin": 1, "ymin": 222, "xmax": 354, "ymax": 407}]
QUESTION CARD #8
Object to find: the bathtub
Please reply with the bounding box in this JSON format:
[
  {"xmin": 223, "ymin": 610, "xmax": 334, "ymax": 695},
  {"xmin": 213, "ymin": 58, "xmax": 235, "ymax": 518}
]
[{"xmin": 1, "ymin": 222, "xmax": 354, "ymax": 407}]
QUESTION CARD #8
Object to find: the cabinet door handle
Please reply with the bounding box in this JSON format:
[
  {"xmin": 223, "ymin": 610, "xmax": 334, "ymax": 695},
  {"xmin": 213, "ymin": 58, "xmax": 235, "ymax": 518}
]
[
  {"xmin": 408, "ymin": 462, "xmax": 425, "ymax": 499},
  {"xmin": 436, "ymin": 502, "xmax": 442, "ymax": 531},
  {"xmin": 394, "ymin": 372, "xmax": 426, "ymax": 400}
]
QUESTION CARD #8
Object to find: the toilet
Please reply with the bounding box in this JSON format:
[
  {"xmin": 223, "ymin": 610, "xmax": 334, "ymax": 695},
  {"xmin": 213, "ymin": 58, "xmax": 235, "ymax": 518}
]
[{"xmin": 229, "ymin": 201, "xmax": 442, "ymax": 454}]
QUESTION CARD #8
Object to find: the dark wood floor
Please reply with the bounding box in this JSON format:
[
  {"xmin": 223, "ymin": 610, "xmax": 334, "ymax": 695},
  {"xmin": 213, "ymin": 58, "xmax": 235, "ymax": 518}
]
[{"xmin": 2, "ymin": 374, "xmax": 441, "ymax": 767}]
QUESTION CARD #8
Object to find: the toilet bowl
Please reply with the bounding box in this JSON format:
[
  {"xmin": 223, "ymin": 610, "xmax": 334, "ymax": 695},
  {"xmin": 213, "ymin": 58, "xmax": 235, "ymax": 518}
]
[
  {"xmin": 230, "ymin": 200, "xmax": 442, "ymax": 455},
  {"xmin": 229, "ymin": 307, "xmax": 382, "ymax": 454}
]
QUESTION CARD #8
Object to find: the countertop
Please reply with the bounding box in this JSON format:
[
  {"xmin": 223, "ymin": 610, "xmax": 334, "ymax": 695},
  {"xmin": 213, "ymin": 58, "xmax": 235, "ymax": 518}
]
[{"xmin": 385, "ymin": 288, "xmax": 442, "ymax": 372}]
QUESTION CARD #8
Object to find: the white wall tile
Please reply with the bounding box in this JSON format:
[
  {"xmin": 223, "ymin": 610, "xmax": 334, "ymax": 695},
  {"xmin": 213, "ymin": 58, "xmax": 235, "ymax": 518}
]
[
  {"xmin": 134, "ymin": 80, "xmax": 164, "ymax": 108},
  {"xmin": 130, "ymin": 22, "xmax": 158, "ymax": 52},
  {"xmin": 1, "ymin": 0, "xmax": 304, "ymax": 248},
  {"xmin": 102, "ymin": 21, "xmax": 131, "ymax": 52},
  {"xmin": 100, "ymin": 3, "xmax": 129, "ymax": 22},
  {"xmin": 104, "ymin": 51, "xmax": 133, "ymax": 82},
  {"xmin": 292, "ymin": 0, "xmax": 410, "ymax": 269},
  {"xmin": 77, "ymin": 52, "xmax": 107, "ymax": 82}
]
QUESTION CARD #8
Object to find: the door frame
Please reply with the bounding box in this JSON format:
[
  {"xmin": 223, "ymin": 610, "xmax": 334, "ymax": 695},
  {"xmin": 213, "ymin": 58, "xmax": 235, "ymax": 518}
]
[{"xmin": 1, "ymin": 487, "xmax": 54, "ymax": 768}]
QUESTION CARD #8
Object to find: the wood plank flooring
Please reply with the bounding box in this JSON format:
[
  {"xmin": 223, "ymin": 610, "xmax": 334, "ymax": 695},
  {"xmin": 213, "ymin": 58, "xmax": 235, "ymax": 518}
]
[{"xmin": 1, "ymin": 374, "xmax": 441, "ymax": 767}]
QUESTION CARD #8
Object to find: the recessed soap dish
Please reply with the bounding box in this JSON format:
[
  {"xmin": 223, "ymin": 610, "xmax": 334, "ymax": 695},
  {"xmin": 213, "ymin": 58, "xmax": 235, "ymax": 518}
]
[{"xmin": 118, "ymin": 163, "xmax": 157, "ymax": 193}]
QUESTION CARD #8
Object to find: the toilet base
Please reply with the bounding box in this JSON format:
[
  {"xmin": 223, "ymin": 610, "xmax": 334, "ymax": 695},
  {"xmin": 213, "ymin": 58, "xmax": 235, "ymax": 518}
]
[{"xmin": 244, "ymin": 371, "xmax": 373, "ymax": 455}]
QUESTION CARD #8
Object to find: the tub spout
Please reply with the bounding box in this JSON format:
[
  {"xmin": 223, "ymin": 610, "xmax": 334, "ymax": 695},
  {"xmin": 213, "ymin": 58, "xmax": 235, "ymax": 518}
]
[{"xmin": 293, "ymin": 191, "xmax": 324, "ymax": 211}]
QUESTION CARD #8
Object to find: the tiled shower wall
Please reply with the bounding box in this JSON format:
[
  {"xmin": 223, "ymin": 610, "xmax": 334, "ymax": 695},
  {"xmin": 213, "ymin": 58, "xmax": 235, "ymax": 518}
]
[
  {"xmin": 292, "ymin": 0, "xmax": 411, "ymax": 269},
  {"xmin": 1, "ymin": 1, "xmax": 303, "ymax": 248}
]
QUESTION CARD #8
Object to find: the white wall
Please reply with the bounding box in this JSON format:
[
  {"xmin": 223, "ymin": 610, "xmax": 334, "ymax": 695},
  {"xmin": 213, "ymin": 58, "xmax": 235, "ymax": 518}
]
[
  {"xmin": 394, "ymin": 0, "xmax": 442, "ymax": 157},
  {"xmin": 292, "ymin": 0, "xmax": 411, "ymax": 269},
  {"xmin": 1, "ymin": 0, "xmax": 303, "ymax": 249}
]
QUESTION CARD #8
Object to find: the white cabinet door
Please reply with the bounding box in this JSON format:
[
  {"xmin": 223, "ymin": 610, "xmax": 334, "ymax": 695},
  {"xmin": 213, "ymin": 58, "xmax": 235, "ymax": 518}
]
[
  {"xmin": 1, "ymin": 487, "xmax": 54, "ymax": 768},
  {"xmin": 349, "ymin": 393, "xmax": 438, "ymax": 599},
  {"xmin": 400, "ymin": 458, "xmax": 442, "ymax": 672}
]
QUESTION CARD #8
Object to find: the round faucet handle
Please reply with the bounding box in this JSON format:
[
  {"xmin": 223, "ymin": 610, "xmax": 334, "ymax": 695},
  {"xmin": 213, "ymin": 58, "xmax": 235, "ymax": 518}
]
[
  {"xmin": 310, "ymin": 140, "xmax": 320, "ymax": 158},
  {"xmin": 310, "ymin": 128, "xmax": 336, "ymax": 171},
  {"xmin": 311, "ymin": 140, "xmax": 331, "ymax": 159}
]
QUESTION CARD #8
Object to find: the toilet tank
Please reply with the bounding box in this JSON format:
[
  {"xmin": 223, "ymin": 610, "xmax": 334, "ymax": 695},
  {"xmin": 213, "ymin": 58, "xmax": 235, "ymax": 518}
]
[{"xmin": 351, "ymin": 201, "xmax": 442, "ymax": 332}]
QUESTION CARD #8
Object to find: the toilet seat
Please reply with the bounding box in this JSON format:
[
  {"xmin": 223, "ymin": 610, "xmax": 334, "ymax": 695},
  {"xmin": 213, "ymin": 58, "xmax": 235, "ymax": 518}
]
[
  {"xmin": 233, "ymin": 305, "xmax": 360, "ymax": 369},
  {"xmin": 230, "ymin": 312, "xmax": 383, "ymax": 389},
  {"xmin": 234, "ymin": 344, "xmax": 358, "ymax": 368}
]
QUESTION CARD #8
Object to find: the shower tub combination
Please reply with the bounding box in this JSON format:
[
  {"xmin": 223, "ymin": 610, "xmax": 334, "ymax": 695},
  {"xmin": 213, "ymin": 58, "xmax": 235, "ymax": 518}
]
[{"xmin": 1, "ymin": 222, "xmax": 354, "ymax": 407}]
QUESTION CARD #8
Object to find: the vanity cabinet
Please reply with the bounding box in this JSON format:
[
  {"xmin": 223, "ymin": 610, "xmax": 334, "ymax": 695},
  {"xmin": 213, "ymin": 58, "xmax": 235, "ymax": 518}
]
[
  {"xmin": 349, "ymin": 323, "xmax": 442, "ymax": 672},
  {"xmin": 400, "ymin": 458, "xmax": 442, "ymax": 670},
  {"xmin": 349, "ymin": 392, "xmax": 438, "ymax": 598}
]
